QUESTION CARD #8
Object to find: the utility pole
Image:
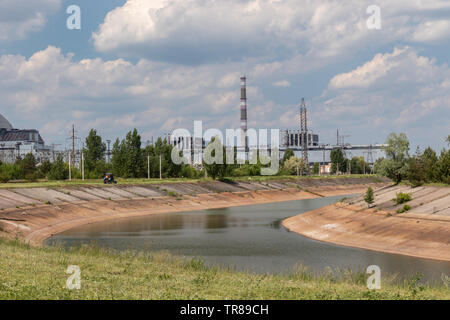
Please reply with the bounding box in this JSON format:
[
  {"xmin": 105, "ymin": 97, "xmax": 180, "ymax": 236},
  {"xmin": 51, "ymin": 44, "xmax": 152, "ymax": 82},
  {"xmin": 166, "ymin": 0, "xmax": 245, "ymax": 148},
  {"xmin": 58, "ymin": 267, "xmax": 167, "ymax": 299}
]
[
  {"xmin": 321, "ymin": 144, "xmax": 326, "ymax": 176},
  {"xmin": 51, "ymin": 143, "xmax": 61, "ymax": 162},
  {"xmin": 159, "ymin": 153, "xmax": 162, "ymax": 180},
  {"xmin": 68, "ymin": 152, "xmax": 72, "ymax": 181},
  {"xmin": 106, "ymin": 140, "xmax": 111, "ymax": 163},
  {"xmin": 81, "ymin": 151, "xmax": 85, "ymax": 181},
  {"xmin": 66, "ymin": 125, "xmax": 79, "ymax": 169},
  {"xmin": 148, "ymin": 155, "xmax": 150, "ymax": 179},
  {"xmin": 72, "ymin": 124, "xmax": 75, "ymax": 168}
]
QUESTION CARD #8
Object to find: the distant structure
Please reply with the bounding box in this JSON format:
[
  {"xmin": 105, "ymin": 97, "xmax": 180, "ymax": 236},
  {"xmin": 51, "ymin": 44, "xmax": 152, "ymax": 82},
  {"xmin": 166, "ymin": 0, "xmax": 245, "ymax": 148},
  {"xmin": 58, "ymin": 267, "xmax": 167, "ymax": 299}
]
[
  {"xmin": 0, "ymin": 114, "xmax": 52, "ymax": 164},
  {"xmin": 169, "ymin": 134, "xmax": 206, "ymax": 166},
  {"xmin": 299, "ymin": 98, "xmax": 309, "ymax": 172},
  {"xmin": 282, "ymin": 130, "xmax": 319, "ymax": 148},
  {"xmin": 169, "ymin": 76, "xmax": 384, "ymax": 171},
  {"xmin": 240, "ymin": 76, "xmax": 248, "ymax": 157}
]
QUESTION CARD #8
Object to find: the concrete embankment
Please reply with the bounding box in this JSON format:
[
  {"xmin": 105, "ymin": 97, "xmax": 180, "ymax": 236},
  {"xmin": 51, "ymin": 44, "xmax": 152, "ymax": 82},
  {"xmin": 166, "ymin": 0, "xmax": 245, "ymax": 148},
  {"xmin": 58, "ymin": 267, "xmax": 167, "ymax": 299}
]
[
  {"xmin": 0, "ymin": 177, "xmax": 387, "ymax": 245},
  {"xmin": 283, "ymin": 185, "xmax": 450, "ymax": 262}
]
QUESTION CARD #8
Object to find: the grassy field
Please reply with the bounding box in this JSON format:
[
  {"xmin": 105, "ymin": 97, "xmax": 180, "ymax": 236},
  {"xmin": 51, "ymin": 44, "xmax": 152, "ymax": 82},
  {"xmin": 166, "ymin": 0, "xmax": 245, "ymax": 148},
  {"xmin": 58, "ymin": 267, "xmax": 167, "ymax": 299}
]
[
  {"xmin": 0, "ymin": 174, "xmax": 385, "ymax": 189},
  {"xmin": 0, "ymin": 239, "xmax": 448, "ymax": 300}
]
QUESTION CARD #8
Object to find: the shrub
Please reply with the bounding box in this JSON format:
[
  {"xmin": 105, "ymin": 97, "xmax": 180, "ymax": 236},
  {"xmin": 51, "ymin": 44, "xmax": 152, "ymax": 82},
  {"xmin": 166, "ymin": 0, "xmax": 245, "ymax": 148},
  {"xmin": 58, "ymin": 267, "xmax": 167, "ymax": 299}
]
[
  {"xmin": 0, "ymin": 171, "xmax": 11, "ymax": 183},
  {"xmin": 396, "ymin": 204, "xmax": 411, "ymax": 214},
  {"xmin": 364, "ymin": 187, "xmax": 375, "ymax": 208},
  {"xmin": 393, "ymin": 192, "xmax": 412, "ymax": 205},
  {"xmin": 48, "ymin": 155, "xmax": 68, "ymax": 181}
]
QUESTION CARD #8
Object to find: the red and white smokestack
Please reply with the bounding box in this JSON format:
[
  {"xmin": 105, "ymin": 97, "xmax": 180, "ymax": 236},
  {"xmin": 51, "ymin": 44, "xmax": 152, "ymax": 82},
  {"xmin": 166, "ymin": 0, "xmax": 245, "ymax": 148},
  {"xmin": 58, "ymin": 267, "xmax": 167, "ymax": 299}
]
[{"xmin": 240, "ymin": 76, "xmax": 248, "ymax": 151}]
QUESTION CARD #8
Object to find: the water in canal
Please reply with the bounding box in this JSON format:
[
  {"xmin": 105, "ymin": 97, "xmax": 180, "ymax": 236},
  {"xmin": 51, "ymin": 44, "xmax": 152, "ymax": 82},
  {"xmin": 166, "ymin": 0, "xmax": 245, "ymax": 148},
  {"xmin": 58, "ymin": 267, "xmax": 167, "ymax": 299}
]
[{"xmin": 47, "ymin": 195, "xmax": 450, "ymax": 283}]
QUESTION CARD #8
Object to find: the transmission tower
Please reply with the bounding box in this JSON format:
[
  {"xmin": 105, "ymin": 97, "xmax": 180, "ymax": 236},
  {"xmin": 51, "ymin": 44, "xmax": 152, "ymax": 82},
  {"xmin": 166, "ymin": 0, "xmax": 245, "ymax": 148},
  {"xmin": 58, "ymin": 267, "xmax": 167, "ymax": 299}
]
[{"xmin": 300, "ymin": 98, "xmax": 309, "ymax": 174}]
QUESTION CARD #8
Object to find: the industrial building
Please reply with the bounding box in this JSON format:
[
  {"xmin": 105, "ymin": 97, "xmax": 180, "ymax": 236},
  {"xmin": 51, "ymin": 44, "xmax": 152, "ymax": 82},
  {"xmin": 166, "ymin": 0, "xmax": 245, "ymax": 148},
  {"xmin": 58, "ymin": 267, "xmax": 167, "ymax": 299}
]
[
  {"xmin": 0, "ymin": 114, "xmax": 52, "ymax": 164},
  {"xmin": 283, "ymin": 130, "xmax": 319, "ymax": 148},
  {"xmin": 170, "ymin": 75, "xmax": 384, "ymax": 170}
]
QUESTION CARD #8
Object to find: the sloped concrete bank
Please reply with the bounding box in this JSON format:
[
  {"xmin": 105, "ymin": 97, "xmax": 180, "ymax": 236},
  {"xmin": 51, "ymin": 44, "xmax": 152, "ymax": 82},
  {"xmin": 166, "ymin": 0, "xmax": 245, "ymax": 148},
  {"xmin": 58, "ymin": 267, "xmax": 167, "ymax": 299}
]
[
  {"xmin": 283, "ymin": 185, "xmax": 450, "ymax": 262},
  {"xmin": 0, "ymin": 178, "xmax": 387, "ymax": 245}
]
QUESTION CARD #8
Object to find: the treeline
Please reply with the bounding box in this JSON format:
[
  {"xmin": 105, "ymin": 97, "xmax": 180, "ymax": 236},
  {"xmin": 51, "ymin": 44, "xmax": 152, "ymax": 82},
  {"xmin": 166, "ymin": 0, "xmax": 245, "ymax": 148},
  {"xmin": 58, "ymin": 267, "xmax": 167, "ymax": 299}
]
[
  {"xmin": 328, "ymin": 148, "xmax": 372, "ymax": 174},
  {"xmin": 374, "ymin": 133, "xmax": 450, "ymax": 185},
  {"xmin": 0, "ymin": 154, "xmax": 70, "ymax": 182},
  {"xmin": 110, "ymin": 129, "xmax": 201, "ymax": 179},
  {"xmin": 0, "ymin": 127, "xmax": 319, "ymax": 182},
  {"xmin": 2, "ymin": 128, "xmax": 446, "ymax": 184}
]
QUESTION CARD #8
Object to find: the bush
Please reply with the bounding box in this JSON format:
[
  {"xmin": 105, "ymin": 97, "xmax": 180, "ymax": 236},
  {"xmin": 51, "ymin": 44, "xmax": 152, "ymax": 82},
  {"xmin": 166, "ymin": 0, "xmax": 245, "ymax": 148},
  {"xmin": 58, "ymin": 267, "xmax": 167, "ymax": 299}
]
[
  {"xmin": 364, "ymin": 187, "xmax": 375, "ymax": 208},
  {"xmin": 0, "ymin": 171, "xmax": 11, "ymax": 183},
  {"xmin": 393, "ymin": 192, "xmax": 412, "ymax": 205},
  {"xmin": 48, "ymin": 155, "xmax": 68, "ymax": 181},
  {"xmin": 396, "ymin": 204, "xmax": 411, "ymax": 214}
]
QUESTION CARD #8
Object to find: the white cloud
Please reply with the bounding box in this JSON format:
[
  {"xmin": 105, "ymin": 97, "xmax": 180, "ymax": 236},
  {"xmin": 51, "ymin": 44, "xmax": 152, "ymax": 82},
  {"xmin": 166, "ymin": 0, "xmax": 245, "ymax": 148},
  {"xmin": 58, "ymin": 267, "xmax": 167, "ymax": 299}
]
[
  {"xmin": 0, "ymin": 0, "xmax": 60, "ymax": 41},
  {"xmin": 272, "ymin": 80, "xmax": 291, "ymax": 87},
  {"xmin": 412, "ymin": 20, "xmax": 450, "ymax": 43},
  {"xmin": 329, "ymin": 47, "xmax": 407, "ymax": 89},
  {"xmin": 0, "ymin": 46, "xmax": 273, "ymax": 143},
  {"xmin": 316, "ymin": 47, "xmax": 450, "ymax": 148},
  {"xmin": 93, "ymin": 0, "xmax": 450, "ymax": 67}
]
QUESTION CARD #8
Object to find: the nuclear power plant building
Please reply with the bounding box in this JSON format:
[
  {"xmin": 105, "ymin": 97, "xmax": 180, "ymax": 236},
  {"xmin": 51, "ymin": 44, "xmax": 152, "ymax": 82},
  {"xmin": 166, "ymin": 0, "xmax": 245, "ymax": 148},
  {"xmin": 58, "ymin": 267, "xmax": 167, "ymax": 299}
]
[{"xmin": 0, "ymin": 114, "xmax": 52, "ymax": 164}]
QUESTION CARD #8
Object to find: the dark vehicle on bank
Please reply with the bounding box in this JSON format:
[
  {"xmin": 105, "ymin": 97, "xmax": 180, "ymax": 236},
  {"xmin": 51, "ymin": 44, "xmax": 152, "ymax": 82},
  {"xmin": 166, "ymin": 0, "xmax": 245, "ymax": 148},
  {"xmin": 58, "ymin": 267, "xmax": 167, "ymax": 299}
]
[{"xmin": 103, "ymin": 173, "xmax": 117, "ymax": 184}]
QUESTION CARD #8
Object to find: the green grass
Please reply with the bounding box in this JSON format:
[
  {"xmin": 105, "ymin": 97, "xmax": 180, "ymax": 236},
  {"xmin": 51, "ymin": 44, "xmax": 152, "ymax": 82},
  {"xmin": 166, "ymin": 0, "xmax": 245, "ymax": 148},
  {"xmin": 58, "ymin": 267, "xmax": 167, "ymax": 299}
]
[
  {"xmin": 0, "ymin": 178, "xmax": 204, "ymax": 189},
  {"xmin": 0, "ymin": 239, "xmax": 448, "ymax": 300},
  {"xmin": 0, "ymin": 175, "xmax": 384, "ymax": 189}
]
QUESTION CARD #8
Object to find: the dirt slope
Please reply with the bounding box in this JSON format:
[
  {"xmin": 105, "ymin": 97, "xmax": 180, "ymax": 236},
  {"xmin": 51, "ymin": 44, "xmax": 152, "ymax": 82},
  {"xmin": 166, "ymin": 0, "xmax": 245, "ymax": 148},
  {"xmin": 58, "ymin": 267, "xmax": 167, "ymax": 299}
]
[
  {"xmin": 0, "ymin": 178, "xmax": 386, "ymax": 245},
  {"xmin": 283, "ymin": 185, "xmax": 450, "ymax": 262}
]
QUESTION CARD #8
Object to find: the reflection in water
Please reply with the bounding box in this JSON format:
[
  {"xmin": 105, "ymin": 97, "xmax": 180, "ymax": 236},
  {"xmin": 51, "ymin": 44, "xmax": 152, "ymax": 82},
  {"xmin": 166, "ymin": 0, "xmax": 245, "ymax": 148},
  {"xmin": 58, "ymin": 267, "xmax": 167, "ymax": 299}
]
[
  {"xmin": 205, "ymin": 212, "xmax": 229, "ymax": 230},
  {"xmin": 47, "ymin": 195, "xmax": 450, "ymax": 283}
]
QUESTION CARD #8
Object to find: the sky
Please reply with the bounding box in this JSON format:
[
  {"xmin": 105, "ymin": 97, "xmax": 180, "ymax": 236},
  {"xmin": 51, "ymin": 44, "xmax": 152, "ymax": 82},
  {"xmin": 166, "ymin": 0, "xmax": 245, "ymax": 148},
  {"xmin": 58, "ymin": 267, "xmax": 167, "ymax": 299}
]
[{"xmin": 0, "ymin": 0, "xmax": 449, "ymax": 153}]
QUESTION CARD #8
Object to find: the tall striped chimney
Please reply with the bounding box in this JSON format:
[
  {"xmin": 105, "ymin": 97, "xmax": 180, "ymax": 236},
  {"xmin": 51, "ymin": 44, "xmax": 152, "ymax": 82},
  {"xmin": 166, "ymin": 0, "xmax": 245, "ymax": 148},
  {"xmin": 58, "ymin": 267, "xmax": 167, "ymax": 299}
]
[{"xmin": 240, "ymin": 76, "xmax": 248, "ymax": 152}]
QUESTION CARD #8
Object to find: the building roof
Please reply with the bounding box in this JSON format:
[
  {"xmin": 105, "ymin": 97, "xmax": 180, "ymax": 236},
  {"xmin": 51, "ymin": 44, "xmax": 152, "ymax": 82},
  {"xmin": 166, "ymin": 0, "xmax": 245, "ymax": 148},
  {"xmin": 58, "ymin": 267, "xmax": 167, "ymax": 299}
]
[
  {"xmin": 0, "ymin": 129, "xmax": 44, "ymax": 144},
  {"xmin": 0, "ymin": 114, "xmax": 13, "ymax": 130}
]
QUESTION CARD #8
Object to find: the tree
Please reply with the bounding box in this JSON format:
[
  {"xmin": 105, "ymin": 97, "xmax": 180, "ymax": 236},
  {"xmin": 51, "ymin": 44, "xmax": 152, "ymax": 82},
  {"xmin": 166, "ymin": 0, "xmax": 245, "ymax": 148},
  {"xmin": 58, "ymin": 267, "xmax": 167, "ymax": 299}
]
[
  {"xmin": 435, "ymin": 149, "xmax": 450, "ymax": 184},
  {"xmin": 111, "ymin": 138, "xmax": 126, "ymax": 177},
  {"xmin": 144, "ymin": 137, "xmax": 184, "ymax": 179},
  {"xmin": 384, "ymin": 133, "xmax": 410, "ymax": 161},
  {"xmin": 446, "ymin": 135, "xmax": 450, "ymax": 146},
  {"xmin": 380, "ymin": 133, "xmax": 410, "ymax": 184},
  {"xmin": 21, "ymin": 153, "xmax": 37, "ymax": 180},
  {"xmin": 364, "ymin": 187, "xmax": 374, "ymax": 208},
  {"xmin": 407, "ymin": 147, "xmax": 425, "ymax": 187},
  {"xmin": 0, "ymin": 163, "xmax": 12, "ymax": 183},
  {"xmin": 38, "ymin": 160, "xmax": 52, "ymax": 178},
  {"xmin": 282, "ymin": 149, "xmax": 295, "ymax": 164},
  {"xmin": 421, "ymin": 147, "xmax": 438, "ymax": 182},
  {"xmin": 84, "ymin": 129, "xmax": 106, "ymax": 176},
  {"xmin": 312, "ymin": 162, "xmax": 320, "ymax": 175},
  {"xmin": 283, "ymin": 157, "xmax": 305, "ymax": 175},
  {"xmin": 330, "ymin": 148, "xmax": 346, "ymax": 174},
  {"xmin": 123, "ymin": 129, "xmax": 145, "ymax": 178},
  {"xmin": 49, "ymin": 154, "xmax": 68, "ymax": 180},
  {"xmin": 203, "ymin": 137, "xmax": 229, "ymax": 180}
]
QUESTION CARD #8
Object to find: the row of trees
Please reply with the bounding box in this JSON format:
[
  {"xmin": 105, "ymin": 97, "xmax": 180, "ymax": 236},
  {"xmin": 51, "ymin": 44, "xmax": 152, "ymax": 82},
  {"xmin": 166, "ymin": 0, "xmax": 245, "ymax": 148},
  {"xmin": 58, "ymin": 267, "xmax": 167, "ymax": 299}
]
[
  {"xmin": 0, "ymin": 153, "xmax": 71, "ymax": 182},
  {"xmin": 374, "ymin": 133, "xmax": 450, "ymax": 185},
  {"xmin": 329, "ymin": 148, "xmax": 371, "ymax": 174},
  {"xmin": 1, "ymin": 128, "xmax": 447, "ymax": 184},
  {"xmin": 110, "ymin": 129, "xmax": 200, "ymax": 179}
]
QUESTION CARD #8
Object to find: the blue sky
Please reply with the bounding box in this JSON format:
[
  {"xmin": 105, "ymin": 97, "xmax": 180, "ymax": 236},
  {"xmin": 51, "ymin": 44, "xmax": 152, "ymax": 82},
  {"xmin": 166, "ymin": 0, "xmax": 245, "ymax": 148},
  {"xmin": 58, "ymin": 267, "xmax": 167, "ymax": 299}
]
[{"xmin": 0, "ymin": 0, "xmax": 449, "ymax": 153}]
